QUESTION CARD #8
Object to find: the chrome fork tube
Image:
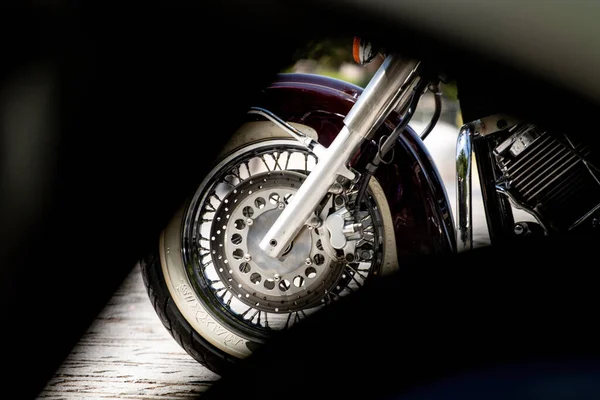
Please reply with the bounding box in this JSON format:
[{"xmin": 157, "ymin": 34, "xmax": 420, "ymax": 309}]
[
  {"xmin": 456, "ymin": 122, "xmax": 481, "ymax": 252},
  {"xmin": 258, "ymin": 54, "xmax": 420, "ymax": 258}
]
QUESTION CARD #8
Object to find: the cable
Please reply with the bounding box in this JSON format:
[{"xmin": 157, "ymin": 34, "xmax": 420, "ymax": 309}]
[
  {"xmin": 420, "ymin": 84, "xmax": 442, "ymax": 141},
  {"xmin": 352, "ymin": 80, "xmax": 427, "ymax": 222}
]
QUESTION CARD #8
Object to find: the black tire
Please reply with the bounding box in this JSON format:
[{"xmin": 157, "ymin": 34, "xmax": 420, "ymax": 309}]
[{"xmin": 139, "ymin": 253, "xmax": 237, "ymax": 376}]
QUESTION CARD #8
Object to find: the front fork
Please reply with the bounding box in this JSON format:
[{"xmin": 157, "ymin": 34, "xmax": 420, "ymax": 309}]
[
  {"xmin": 257, "ymin": 54, "xmax": 421, "ymax": 258},
  {"xmin": 251, "ymin": 52, "xmax": 516, "ymax": 256},
  {"xmin": 251, "ymin": 53, "xmax": 519, "ymax": 255}
]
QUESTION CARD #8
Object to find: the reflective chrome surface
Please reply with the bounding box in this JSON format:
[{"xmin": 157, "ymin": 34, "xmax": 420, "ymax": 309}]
[
  {"xmin": 344, "ymin": 55, "xmax": 420, "ymax": 137},
  {"xmin": 495, "ymin": 183, "xmax": 549, "ymax": 233},
  {"xmin": 456, "ymin": 123, "xmax": 478, "ymax": 251},
  {"xmin": 258, "ymin": 54, "xmax": 420, "ymax": 258},
  {"xmin": 258, "ymin": 125, "xmax": 358, "ymax": 257},
  {"xmin": 476, "ymin": 113, "xmax": 521, "ymax": 136},
  {"xmin": 247, "ymin": 107, "xmax": 326, "ymax": 158},
  {"xmin": 258, "ymin": 72, "xmax": 456, "ymax": 258},
  {"xmin": 182, "ymin": 138, "xmax": 385, "ymax": 332}
]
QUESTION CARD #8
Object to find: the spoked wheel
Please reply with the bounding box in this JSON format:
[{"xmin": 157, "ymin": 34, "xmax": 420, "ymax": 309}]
[{"xmin": 140, "ymin": 121, "xmax": 397, "ymax": 374}]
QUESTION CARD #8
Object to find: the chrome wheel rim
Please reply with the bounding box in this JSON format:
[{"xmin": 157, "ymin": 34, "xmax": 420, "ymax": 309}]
[{"xmin": 183, "ymin": 139, "xmax": 385, "ymax": 338}]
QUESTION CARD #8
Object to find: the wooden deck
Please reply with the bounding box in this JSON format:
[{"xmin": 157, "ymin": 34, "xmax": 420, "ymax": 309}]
[{"xmin": 37, "ymin": 263, "xmax": 221, "ymax": 400}]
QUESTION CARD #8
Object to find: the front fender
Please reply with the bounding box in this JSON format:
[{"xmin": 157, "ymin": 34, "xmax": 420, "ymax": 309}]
[{"xmin": 254, "ymin": 73, "xmax": 456, "ymax": 258}]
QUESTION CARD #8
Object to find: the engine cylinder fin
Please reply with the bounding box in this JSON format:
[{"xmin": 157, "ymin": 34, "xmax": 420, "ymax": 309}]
[
  {"xmin": 504, "ymin": 135, "xmax": 552, "ymax": 171},
  {"xmin": 540, "ymin": 167, "xmax": 587, "ymax": 206},
  {"xmin": 495, "ymin": 128, "xmax": 600, "ymax": 231},
  {"xmin": 509, "ymin": 140, "xmax": 564, "ymax": 181},
  {"xmin": 522, "ymin": 153, "xmax": 580, "ymax": 199}
]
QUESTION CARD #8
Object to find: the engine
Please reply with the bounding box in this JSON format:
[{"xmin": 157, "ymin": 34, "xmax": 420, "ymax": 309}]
[{"xmin": 493, "ymin": 123, "xmax": 600, "ymax": 232}]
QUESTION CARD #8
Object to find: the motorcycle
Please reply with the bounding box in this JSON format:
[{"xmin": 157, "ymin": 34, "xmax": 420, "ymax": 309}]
[{"xmin": 139, "ymin": 35, "xmax": 600, "ymax": 375}]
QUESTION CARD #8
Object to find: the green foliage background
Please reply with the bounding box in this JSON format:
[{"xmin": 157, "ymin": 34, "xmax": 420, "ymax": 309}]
[{"xmin": 282, "ymin": 36, "xmax": 459, "ymax": 96}]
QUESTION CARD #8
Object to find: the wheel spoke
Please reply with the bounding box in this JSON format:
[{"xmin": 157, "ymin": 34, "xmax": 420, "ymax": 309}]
[
  {"xmin": 328, "ymin": 291, "xmax": 341, "ymax": 300},
  {"xmin": 198, "ymin": 250, "xmax": 211, "ymax": 258},
  {"xmin": 219, "ymin": 288, "xmax": 230, "ymax": 300},
  {"xmin": 245, "ymin": 309, "xmax": 261, "ymax": 325},
  {"xmin": 259, "ymin": 155, "xmax": 271, "ymax": 172},
  {"xmin": 204, "ymin": 201, "xmax": 217, "ymax": 213},
  {"xmin": 284, "ymin": 312, "xmax": 293, "ymax": 329},
  {"xmin": 242, "ymin": 161, "xmax": 252, "ymax": 178},
  {"xmin": 185, "ymin": 141, "xmax": 385, "ymax": 336},
  {"xmin": 349, "ymin": 269, "xmax": 365, "ymax": 288},
  {"xmin": 201, "ymin": 260, "xmax": 213, "ymax": 270},
  {"xmin": 211, "ymin": 191, "xmax": 224, "ymax": 204},
  {"xmin": 272, "ymin": 152, "xmax": 284, "ymax": 171},
  {"xmin": 346, "ymin": 264, "xmax": 368, "ymax": 281},
  {"xmin": 223, "ymin": 176, "xmax": 237, "ymax": 187},
  {"xmin": 341, "ymin": 284, "xmax": 355, "ymax": 294},
  {"xmin": 284, "ymin": 150, "xmax": 292, "ymax": 171},
  {"xmin": 304, "ymin": 153, "xmax": 309, "ymax": 174},
  {"xmin": 230, "ymin": 166, "xmax": 244, "ymax": 183},
  {"xmin": 240, "ymin": 307, "xmax": 253, "ymax": 317}
]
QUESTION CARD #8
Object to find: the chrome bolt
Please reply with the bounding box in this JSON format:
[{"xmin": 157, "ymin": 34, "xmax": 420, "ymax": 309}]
[
  {"xmin": 244, "ymin": 254, "xmax": 252, "ymax": 262},
  {"xmin": 277, "ymin": 202, "xmax": 285, "ymax": 210},
  {"xmin": 273, "ymin": 274, "xmax": 281, "ymax": 281},
  {"xmin": 246, "ymin": 218, "xmax": 254, "ymax": 226},
  {"xmin": 361, "ymin": 249, "xmax": 373, "ymax": 260},
  {"xmin": 329, "ymin": 182, "xmax": 343, "ymax": 194},
  {"xmin": 305, "ymin": 258, "xmax": 312, "ymax": 265},
  {"xmin": 513, "ymin": 224, "xmax": 524, "ymax": 235},
  {"xmin": 307, "ymin": 216, "xmax": 322, "ymax": 228}
]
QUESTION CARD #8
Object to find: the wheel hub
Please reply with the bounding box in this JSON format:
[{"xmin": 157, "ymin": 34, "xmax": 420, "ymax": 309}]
[
  {"xmin": 210, "ymin": 171, "xmax": 342, "ymax": 313},
  {"xmin": 246, "ymin": 207, "xmax": 312, "ymax": 275}
]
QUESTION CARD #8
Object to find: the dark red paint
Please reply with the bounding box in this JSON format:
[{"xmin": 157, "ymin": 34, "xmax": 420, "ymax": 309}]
[{"xmin": 253, "ymin": 72, "xmax": 456, "ymax": 260}]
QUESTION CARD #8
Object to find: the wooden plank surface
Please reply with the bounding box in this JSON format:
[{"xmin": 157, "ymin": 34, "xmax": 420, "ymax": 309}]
[{"xmin": 37, "ymin": 263, "xmax": 221, "ymax": 400}]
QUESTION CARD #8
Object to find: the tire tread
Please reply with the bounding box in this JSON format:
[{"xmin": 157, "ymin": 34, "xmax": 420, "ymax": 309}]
[{"xmin": 139, "ymin": 253, "xmax": 235, "ymax": 375}]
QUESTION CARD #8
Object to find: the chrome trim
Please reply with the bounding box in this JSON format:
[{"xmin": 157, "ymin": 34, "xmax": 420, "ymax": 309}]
[
  {"xmin": 456, "ymin": 123, "xmax": 476, "ymax": 252},
  {"xmin": 247, "ymin": 107, "xmax": 326, "ymax": 158},
  {"xmin": 344, "ymin": 55, "xmax": 420, "ymax": 137},
  {"xmin": 476, "ymin": 113, "xmax": 521, "ymax": 136},
  {"xmin": 495, "ymin": 184, "xmax": 549, "ymax": 233},
  {"xmin": 324, "ymin": 211, "xmax": 348, "ymax": 250},
  {"xmin": 258, "ymin": 54, "xmax": 420, "ymax": 258},
  {"xmin": 258, "ymin": 125, "xmax": 358, "ymax": 257}
]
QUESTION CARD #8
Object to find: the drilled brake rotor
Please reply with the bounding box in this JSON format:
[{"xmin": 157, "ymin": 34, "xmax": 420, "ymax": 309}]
[{"xmin": 210, "ymin": 171, "xmax": 344, "ymax": 313}]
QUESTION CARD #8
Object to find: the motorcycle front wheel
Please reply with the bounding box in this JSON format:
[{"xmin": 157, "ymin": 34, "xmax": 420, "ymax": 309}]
[{"xmin": 140, "ymin": 120, "xmax": 398, "ymax": 375}]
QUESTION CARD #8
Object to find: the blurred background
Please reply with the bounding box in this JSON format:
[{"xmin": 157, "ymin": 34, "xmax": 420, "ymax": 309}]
[
  {"xmin": 281, "ymin": 36, "xmax": 462, "ymax": 128},
  {"xmin": 278, "ymin": 36, "xmax": 494, "ymax": 246}
]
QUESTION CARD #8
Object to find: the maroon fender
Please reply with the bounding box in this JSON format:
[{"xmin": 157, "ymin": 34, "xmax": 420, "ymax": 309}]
[{"xmin": 251, "ymin": 73, "xmax": 457, "ymax": 260}]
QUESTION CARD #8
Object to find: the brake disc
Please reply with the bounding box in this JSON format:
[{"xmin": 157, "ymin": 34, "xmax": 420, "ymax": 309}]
[{"xmin": 210, "ymin": 170, "xmax": 344, "ymax": 313}]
